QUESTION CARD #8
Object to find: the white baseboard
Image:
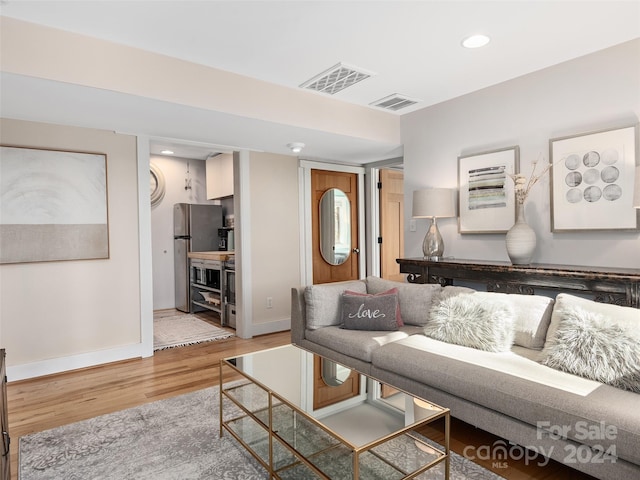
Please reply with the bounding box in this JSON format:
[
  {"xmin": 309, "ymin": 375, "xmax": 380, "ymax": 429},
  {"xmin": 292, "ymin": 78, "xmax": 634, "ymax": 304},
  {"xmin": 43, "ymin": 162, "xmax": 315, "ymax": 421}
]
[
  {"xmin": 7, "ymin": 319, "xmax": 287, "ymax": 381},
  {"xmin": 7, "ymin": 343, "xmax": 149, "ymax": 382},
  {"xmin": 249, "ymin": 318, "xmax": 291, "ymax": 338}
]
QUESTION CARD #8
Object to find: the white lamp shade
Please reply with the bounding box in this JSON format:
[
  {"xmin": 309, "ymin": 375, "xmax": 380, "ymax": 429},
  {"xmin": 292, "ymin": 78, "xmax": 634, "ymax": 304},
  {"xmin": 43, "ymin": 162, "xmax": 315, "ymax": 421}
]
[
  {"xmin": 412, "ymin": 188, "xmax": 457, "ymax": 218},
  {"xmin": 634, "ymin": 166, "xmax": 640, "ymax": 209}
]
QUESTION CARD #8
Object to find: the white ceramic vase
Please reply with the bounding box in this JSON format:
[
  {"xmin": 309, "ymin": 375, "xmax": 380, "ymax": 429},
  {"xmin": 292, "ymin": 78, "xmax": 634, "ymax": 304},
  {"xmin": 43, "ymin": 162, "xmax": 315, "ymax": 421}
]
[{"xmin": 505, "ymin": 202, "xmax": 536, "ymax": 264}]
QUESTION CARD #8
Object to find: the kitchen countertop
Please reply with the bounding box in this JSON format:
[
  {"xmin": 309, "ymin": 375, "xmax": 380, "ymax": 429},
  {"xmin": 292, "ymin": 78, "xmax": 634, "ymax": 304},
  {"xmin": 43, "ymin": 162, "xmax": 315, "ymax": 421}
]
[{"xmin": 188, "ymin": 251, "xmax": 234, "ymax": 261}]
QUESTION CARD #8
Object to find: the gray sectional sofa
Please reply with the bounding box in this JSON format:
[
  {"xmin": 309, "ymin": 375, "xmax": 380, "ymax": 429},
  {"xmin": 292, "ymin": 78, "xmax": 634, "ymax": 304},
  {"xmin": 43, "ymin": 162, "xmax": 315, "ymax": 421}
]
[{"xmin": 290, "ymin": 276, "xmax": 640, "ymax": 480}]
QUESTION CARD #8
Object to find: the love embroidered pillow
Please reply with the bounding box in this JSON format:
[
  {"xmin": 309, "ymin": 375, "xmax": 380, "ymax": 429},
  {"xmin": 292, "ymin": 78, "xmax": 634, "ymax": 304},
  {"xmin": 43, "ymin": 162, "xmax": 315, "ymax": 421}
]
[
  {"xmin": 341, "ymin": 291, "xmax": 400, "ymax": 331},
  {"xmin": 343, "ymin": 287, "xmax": 404, "ymax": 326}
]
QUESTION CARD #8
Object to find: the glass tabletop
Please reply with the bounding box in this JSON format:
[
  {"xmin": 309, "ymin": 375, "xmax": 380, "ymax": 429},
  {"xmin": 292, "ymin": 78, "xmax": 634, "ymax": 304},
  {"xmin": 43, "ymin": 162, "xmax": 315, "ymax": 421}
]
[
  {"xmin": 221, "ymin": 344, "xmax": 450, "ymax": 479},
  {"xmin": 223, "ymin": 344, "xmax": 446, "ymax": 445}
]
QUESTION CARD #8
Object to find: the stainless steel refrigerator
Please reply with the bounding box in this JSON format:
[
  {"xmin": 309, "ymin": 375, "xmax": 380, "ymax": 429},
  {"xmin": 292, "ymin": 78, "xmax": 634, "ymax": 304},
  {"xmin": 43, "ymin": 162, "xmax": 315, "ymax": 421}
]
[{"xmin": 174, "ymin": 203, "xmax": 224, "ymax": 312}]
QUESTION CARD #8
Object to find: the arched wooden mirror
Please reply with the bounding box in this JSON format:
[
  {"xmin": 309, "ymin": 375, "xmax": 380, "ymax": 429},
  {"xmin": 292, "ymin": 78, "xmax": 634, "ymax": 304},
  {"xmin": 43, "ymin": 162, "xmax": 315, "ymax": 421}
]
[{"xmin": 319, "ymin": 188, "xmax": 351, "ymax": 266}]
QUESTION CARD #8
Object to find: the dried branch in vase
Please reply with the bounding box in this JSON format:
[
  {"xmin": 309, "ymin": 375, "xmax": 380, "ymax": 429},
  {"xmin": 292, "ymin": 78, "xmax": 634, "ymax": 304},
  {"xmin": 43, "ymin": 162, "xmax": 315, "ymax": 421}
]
[{"xmin": 508, "ymin": 154, "xmax": 553, "ymax": 204}]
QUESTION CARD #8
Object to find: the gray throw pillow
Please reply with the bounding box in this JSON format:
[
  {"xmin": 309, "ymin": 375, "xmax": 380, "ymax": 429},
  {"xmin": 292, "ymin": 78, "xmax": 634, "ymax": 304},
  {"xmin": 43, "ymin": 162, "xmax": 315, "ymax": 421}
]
[
  {"xmin": 366, "ymin": 276, "xmax": 442, "ymax": 326},
  {"xmin": 304, "ymin": 280, "xmax": 367, "ymax": 330},
  {"xmin": 341, "ymin": 291, "xmax": 399, "ymax": 331},
  {"xmin": 541, "ymin": 306, "xmax": 640, "ymax": 393},
  {"xmin": 425, "ymin": 294, "xmax": 515, "ymax": 352},
  {"xmin": 345, "ymin": 287, "xmax": 404, "ymax": 326}
]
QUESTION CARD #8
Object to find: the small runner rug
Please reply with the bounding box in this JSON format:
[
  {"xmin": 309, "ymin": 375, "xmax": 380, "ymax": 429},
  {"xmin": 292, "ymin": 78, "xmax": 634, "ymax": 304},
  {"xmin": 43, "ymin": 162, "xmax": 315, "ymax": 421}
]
[
  {"xmin": 153, "ymin": 313, "xmax": 234, "ymax": 351},
  {"xmin": 19, "ymin": 387, "xmax": 503, "ymax": 480}
]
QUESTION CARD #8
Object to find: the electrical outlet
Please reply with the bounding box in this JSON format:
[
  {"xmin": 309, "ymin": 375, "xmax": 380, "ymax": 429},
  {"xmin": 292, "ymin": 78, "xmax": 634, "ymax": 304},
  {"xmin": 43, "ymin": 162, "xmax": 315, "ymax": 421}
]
[
  {"xmin": 266, "ymin": 297, "xmax": 273, "ymax": 309},
  {"xmin": 410, "ymin": 219, "xmax": 417, "ymax": 232}
]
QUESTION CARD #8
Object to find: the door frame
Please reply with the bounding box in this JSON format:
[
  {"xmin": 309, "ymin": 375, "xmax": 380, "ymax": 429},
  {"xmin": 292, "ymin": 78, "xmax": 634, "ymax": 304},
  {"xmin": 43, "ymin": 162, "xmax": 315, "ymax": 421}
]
[
  {"xmin": 364, "ymin": 158, "xmax": 404, "ymax": 279},
  {"xmin": 298, "ymin": 157, "xmax": 403, "ymax": 285},
  {"xmin": 299, "ymin": 160, "xmax": 366, "ymax": 285}
]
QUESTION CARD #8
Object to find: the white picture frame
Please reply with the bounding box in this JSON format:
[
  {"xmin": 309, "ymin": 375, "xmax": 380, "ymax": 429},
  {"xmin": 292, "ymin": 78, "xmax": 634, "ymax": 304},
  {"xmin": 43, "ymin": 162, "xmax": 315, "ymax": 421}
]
[
  {"xmin": 549, "ymin": 125, "xmax": 638, "ymax": 232},
  {"xmin": 458, "ymin": 146, "xmax": 519, "ymax": 234}
]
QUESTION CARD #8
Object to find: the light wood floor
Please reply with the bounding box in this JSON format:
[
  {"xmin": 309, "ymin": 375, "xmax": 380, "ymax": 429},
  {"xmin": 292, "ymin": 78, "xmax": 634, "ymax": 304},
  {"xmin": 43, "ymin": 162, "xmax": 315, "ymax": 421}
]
[{"xmin": 7, "ymin": 312, "xmax": 595, "ymax": 480}]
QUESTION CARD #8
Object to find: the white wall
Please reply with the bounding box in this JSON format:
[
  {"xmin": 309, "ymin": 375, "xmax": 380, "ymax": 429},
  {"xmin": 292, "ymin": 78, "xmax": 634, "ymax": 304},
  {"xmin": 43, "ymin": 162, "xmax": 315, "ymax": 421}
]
[
  {"xmin": 248, "ymin": 152, "xmax": 301, "ymax": 334},
  {"xmin": 149, "ymin": 155, "xmax": 214, "ymax": 310},
  {"xmin": 401, "ymin": 39, "xmax": 640, "ymax": 269},
  {"xmin": 0, "ymin": 119, "xmax": 142, "ymax": 378}
]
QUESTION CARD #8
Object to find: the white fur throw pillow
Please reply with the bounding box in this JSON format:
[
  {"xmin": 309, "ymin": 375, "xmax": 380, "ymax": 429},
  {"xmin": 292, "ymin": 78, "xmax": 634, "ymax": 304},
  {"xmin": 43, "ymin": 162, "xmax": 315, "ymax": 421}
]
[
  {"xmin": 425, "ymin": 294, "xmax": 515, "ymax": 352},
  {"xmin": 541, "ymin": 306, "xmax": 640, "ymax": 393}
]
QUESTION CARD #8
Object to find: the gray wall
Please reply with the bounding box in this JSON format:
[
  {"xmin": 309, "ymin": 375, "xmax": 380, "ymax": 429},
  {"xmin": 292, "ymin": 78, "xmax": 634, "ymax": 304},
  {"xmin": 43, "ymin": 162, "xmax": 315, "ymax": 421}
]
[{"xmin": 401, "ymin": 39, "xmax": 640, "ymax": 269}]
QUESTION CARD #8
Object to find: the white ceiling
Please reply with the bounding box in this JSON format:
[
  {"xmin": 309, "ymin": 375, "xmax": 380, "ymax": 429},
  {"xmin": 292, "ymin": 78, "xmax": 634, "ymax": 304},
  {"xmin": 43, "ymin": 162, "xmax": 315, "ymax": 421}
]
[{"xmin": 1, "ymin": 1, "xmax": 639, "ymax": 161}]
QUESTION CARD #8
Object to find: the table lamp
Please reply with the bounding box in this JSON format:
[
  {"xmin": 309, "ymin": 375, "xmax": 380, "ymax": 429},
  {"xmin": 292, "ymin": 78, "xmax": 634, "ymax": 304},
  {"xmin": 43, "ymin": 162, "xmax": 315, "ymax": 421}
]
[{"xmin": 412, "ymin": 188, "xmax": 457, "ymax": 260}]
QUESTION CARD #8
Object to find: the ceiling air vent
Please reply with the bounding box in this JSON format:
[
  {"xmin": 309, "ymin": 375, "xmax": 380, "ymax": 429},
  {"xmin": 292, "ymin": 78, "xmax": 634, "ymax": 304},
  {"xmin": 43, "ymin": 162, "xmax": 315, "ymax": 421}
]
[
  {"xmin": 371, "ymin": 94, "xmax": 420, "ymax": 111},
  {"xmin": 300, "ymin": 62, "xmax": 374, "ymax": 95}
]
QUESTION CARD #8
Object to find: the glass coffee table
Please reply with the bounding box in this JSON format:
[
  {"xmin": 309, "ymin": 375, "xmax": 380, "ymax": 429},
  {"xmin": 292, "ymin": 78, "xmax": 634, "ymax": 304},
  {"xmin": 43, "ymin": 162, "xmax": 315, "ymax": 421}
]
[{"xmin": 220, "ymin": 344, "xmax": 450, "ymax": 479}]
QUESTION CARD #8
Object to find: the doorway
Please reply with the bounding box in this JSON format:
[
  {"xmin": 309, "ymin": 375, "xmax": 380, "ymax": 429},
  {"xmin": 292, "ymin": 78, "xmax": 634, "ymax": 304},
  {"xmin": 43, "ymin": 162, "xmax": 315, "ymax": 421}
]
[
  {"xmin": 379, "ymin": 169, "xmax": 404, "ymax": 281},
  {"xmin": 305, "ymin": 163, "xmax": 402, "ymax": 409},
  {"xmin": 147, "ymin": 139, "xmax": 234, "ymax": 349},
  {"xmin": 311, "ymin": 169, "xmax": 360, "ymax": 284}
]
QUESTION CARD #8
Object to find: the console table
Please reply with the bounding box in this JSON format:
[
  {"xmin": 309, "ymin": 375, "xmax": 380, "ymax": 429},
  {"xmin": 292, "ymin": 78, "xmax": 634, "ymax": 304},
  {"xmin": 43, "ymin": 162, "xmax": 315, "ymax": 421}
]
[{"xmin": 396, "ymin": 258, "xmax": 640, "ymax": 308}]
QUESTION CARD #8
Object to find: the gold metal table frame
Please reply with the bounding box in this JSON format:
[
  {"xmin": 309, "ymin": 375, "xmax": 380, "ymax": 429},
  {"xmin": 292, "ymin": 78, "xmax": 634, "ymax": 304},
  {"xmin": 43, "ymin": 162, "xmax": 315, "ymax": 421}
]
[{"xmin": 220, "ymin": 345, "xmax": 450, "ymax": 479}]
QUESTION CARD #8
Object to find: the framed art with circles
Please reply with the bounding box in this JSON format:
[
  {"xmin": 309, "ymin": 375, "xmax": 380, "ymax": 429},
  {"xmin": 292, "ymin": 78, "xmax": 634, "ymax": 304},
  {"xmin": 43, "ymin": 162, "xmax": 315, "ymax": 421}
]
[{"xmin": 549, "ymin": 124, "xmax": 638, "ymax": 232}]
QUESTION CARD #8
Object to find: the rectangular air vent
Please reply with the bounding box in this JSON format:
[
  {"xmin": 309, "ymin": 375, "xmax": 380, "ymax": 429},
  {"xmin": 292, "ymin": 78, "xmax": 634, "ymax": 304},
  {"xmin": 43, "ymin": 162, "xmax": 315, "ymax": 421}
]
[
  {"xmin": 300, "ymin": 62, "xmax": 374, "ymax": 95},
  {"xmin": 371, "ymin": 94, "xmax": 420, "ymax": 111}
]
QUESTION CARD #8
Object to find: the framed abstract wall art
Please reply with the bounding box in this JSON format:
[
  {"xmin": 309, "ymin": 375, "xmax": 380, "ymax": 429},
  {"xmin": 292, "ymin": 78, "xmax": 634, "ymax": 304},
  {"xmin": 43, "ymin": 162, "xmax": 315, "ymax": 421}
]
[
  {"xmin": 0, "ymin": 145, "xmax": 109, "ymax": 264},
  {"xmin": 549, "ymin": 125, "xmax": 638, "ymax": 232},
  {"xmin": 458, "ymin": 146, "xmax": 519, "ymax": 234}
]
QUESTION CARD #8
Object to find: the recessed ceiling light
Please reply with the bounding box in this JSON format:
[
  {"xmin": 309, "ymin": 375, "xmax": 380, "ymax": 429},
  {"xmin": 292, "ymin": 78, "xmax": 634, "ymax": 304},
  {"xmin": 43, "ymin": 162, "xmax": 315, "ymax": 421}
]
[
  {"xmin": 161, "ymin": 150, "xmax": 174, "ymax": 155},
  {"xmin": 287, "ymin": 142, "xmax": 305, "ymax": 154},
  {"xmin": 462, "ymin": 34, "xmax": 491, "ymax": 49}
]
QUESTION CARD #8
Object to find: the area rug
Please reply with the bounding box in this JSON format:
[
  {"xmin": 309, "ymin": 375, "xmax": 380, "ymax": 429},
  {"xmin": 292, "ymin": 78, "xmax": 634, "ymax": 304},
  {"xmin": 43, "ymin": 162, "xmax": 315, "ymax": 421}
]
[
  {"xmin": 153, "ymin": 313, "xmax": 234, "ymax": 351},
  {"xmin": 19, "ymin": 386, "xmax": 504, "ymax": 480}
]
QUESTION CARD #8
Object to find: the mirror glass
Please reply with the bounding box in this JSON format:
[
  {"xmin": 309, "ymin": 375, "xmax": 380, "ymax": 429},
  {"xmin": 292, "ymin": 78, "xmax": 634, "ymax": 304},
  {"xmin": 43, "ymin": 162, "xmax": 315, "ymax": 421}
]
[
  {"xmin": 319, "ymin": 188, "xmax": 351, "ymax": 265},
  {"xmin": 321, "ymin": 358, "xmax": 352, "ymax": 387}
]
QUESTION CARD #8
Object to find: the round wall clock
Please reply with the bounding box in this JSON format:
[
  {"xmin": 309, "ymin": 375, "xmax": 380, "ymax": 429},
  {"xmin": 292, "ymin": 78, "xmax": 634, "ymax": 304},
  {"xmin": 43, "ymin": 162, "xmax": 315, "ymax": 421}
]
[{"xmin": 150, "ymin": 163, "xmax": 166, "ymax": 207}]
